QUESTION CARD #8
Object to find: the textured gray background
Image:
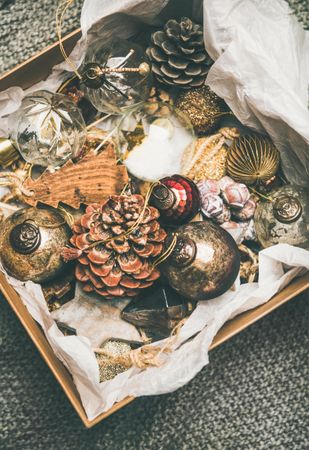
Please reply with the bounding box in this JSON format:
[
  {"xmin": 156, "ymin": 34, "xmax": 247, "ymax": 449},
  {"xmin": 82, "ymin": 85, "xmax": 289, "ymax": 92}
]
[
  {"xmin": 0, "ymin": 0, "xmax": 308, "ymax": 74},
  {"xmin": 0, "ymin": 1, "xmax": 309, "ymax": 449}
]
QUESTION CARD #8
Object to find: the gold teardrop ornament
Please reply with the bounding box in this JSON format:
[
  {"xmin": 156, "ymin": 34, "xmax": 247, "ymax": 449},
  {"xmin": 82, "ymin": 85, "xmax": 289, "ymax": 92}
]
[{"xmin": 227, "ymin": 134, "xmax": 280, "ymax": 186}]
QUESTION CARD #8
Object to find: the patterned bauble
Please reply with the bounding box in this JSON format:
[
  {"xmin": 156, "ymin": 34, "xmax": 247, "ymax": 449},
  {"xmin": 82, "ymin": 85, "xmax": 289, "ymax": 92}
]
[
  {"xmin": 175, "ymin": 86, "xmax": 230, "ymax": 135},
  {"xmin": 227, "ymin": 134, "xmax": 280, "ymax": 186},
  {"xmin": 162, "ymin": 221, "xmax": 240, "ymax": 300},
  {"xmin": 221, "ymin": 219, "xmax": 257, "ymax": 243},
  {"xmin": 8, "ymin": 90, "xmax": 86, "ymax": 169},
  {"xmin": 243, "ymin": 219, "xmax": 257, "ymax": 242},
  {"xmin": 146, "ymin": 17, "xmax": 212, "ymax": 88},
  {"xmin": 150, "ymin": 175, "xmax": 200, "ymax": 226},
  {"xmin": 219, "ymin": 176, "xmax": 235, "ymax": 191},
  {"xmin": 200, "ymin": 193, "xmax": 223, "ymax": 220},
  {"xmin": 222, "ymin": 182, "xmax": 250, "ymax": 209},
  {"xmin": 197, "ymin": 179, "xmax": 220, "ymax": 197},
  {"xmin": 215, "ymin": 204, "xmax": 231, "ymax": 224},
  {"xmin": 0, "ymin": 207, "xmax": 71, "ymax": 283},
  {"xmin": 232, "ymin": 198, "xmax": 257, "ymax": 221},
  {"xmin": 62, "ymin": 195, "xmax": 167, "ymax": 299}
]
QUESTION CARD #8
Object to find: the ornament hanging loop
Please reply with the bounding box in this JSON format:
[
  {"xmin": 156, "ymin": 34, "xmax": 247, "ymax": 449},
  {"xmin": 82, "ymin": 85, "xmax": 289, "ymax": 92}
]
[{"xmin": 81, "ymin": 60, "xmax": 150, "ymax": 91}]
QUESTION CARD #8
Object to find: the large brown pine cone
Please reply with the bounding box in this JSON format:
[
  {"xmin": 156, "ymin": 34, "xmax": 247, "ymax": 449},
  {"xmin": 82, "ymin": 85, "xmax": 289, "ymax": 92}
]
[
  {"xmin": 63, "ymin": 195, "xmax": 167, "ymax": 299},
  {"xmin": 146, "ymin": 17, "xmax": 213, "ymax": 88}
]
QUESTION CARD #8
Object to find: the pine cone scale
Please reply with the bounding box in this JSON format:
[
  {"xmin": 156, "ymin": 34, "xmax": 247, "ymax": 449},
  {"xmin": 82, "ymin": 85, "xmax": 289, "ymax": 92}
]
[{"xmin": 168, "ymin": 56, "xmax": 189, "ymax": 69}]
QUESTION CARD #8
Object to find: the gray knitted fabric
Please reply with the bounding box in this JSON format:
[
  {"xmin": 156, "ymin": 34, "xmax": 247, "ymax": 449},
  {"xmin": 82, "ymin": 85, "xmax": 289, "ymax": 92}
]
[
  {"xmin": 0, "ymin": 1, "xmax": 308, "ymax": 449},
  {"xmin": 0, "ymin": 291, "xmax": 308, "ymax": 449},
  {"xmin": 0, "ymin": 0, "xmax": 308, "ymax": 74}
]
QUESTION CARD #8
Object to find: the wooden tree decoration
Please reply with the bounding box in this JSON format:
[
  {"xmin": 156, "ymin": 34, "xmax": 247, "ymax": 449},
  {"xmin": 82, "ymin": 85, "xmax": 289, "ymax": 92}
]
[{"xmin": 23, "ymin": 145, "xmax": 129, "ymax": 209}]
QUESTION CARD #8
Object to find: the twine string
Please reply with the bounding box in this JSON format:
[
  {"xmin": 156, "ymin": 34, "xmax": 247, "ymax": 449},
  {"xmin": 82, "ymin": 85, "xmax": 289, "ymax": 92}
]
[
  {"xmin": 0, "ymin": 172, "xmax": 34, "ymax": 197},
  {"xmin": 94, "ymin": 318, "xmax": 187, "ymax": 370},
  {"xmin": 249, "ymin": 187, "xmax": 273, "ymax": 202},
  {"xmin": 57, "ymin": 205, "xmax": 75, "ymax": 227},
  {"xmin": 56, "ymin": 0, "xmax": 81, "ymax": 79},
  {"xmin": 153, "ymin": 233, "xmax": 177, "ymax": 267}
]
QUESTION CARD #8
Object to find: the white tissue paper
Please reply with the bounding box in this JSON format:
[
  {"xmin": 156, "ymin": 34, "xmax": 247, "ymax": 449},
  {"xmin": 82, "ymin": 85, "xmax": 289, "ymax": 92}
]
[
  {"xmin": 0, "ymin": 0, "xmax": 308, "ymax": 420},
  {"xmin": 1, "ymin": 244, "xmax": 308, "ymax": 420}
]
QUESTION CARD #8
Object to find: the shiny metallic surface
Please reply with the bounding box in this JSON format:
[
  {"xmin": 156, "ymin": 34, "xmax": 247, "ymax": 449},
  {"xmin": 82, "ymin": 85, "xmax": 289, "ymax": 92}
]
[
  {"xmin": 273, "ymin": 195, "xmax": 302, "ymax": 223},
  {"xmin": 9, "ymin": 221, "xmax": 41, "ymax": 254},
  {"xmin": 0, "ymin": 207, "xmax": 71, "ymax": 283},
  {"xmin": 151, "ymin": 184, "xmax": 176, "ymax": 211},
  {"xmin": 255, "ymin": 185, "xmax": 309, "ymax": 249},
  {"xmin": 163, "ymin": 221, "xmax": 240, "ymax": 300}
]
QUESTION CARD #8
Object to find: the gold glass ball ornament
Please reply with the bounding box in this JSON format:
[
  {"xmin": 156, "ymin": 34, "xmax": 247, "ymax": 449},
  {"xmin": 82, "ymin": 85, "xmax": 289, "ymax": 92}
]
[
  {"xmin": 227, "ymin": 134, "xmax": 280, "ymax": 186},
  {"xmin": 0, "ymin": 207, "xmax": 71, "ymax": 283},
  {"xmin": 162, "ymin": 221, "xmax": 240, "ymax": 300},
  {"xmin": 175, "ymin": 86, "xmax": 230, "ymax": 135}
]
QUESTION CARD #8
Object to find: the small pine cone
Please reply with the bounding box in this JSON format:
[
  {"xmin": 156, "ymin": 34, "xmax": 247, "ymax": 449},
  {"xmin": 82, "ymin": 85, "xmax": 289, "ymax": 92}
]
[
  {"xmin": 146, "ymin": 17, "xmax": 213, "ymax": 88},
  {"xmin": 144, "ymin": 86, "xmax": 173, "ymax": 116},
  {"xmin": 68, "ymin": 195, "xmax": 167, "ymax": 299}
]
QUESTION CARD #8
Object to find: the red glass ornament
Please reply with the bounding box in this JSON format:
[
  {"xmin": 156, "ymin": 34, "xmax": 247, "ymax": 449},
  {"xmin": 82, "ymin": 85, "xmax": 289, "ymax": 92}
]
[{"xmin": 150, "ymin": 175, "xmax": 200, "ymax": 225}]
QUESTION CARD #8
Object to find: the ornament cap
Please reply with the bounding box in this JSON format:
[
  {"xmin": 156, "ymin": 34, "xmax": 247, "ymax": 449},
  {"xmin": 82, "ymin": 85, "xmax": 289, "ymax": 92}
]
[
  {"xmin": 151, "ymin": 184, "xmax": 176, "ymax": 210},
  {"xmin": 169, "ymin": 235, "xmax": 197, "ymax": 268},
  {"xmin": 0, "ymin": 138, "xmax": 19, "ymax": 168},
  {"xmin": 9, "ymin": 220, "xmax": 41, "ymax": 254},
  {"xmin": 81, "ymin": 63, "xmax": 104, "ymax": 89},
  {"xmin": 273, "ymin": 194, "xmax": 302, "ymax": 223}
]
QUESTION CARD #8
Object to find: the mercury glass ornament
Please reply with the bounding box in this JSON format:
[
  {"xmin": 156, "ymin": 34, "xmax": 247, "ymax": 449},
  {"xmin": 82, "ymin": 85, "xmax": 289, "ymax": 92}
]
[
  {"xmin": 9, "ymin": 90, "xmax": 86, "ymax": 169},
  {"xmin": 162, "ymin": 221, "xmax": 240, "ymax": 300},
  {"xmin": 0, "ymin": 207, "xmax": 71, "ymax": 283},
  {"xmin": 81, "ymin": 38, "xmax": 152, "ymax": 114},
  {"xmin": 200, "ymin": 193, "xmax": 223, "ymax": 220},
  {"xmin": 254, "ymin": 185, "xmax": 309, "ymax": 249}
]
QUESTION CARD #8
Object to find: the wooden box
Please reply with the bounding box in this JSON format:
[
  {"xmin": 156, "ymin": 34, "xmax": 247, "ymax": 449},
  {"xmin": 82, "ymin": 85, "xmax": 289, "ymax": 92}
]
[{"xmin": 0, "ymin": 30, "xmax": 308, "ymax": 428}]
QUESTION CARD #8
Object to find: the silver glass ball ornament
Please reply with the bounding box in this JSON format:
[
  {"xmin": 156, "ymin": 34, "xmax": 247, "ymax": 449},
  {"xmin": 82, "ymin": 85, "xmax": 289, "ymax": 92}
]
[
  {"xmin": 8, "ymin": 90, "xmax": 86, "ymax": 169},
  {"xmin": 80, "ymin": 38, "xmax": 152, "ymax": 114},
  {"xmin": 254, "ymin": 185, "xmax": 309, "ymax": 249}
]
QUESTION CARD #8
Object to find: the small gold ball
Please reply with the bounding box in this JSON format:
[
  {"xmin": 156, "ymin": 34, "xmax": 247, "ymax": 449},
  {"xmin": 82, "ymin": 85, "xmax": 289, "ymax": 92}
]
[
  {"xmin": 139, "ymin": 62, "xmax": 150, "ymax": 75},
  {"xmin": 175, "ymin": 86, "xmax": 229, "ymax": 135}
]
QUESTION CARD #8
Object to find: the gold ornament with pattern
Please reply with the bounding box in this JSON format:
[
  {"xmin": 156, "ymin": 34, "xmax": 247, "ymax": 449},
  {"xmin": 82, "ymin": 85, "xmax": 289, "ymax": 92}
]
[
  {"xmin": 180, "ymin": 127, "xmax": 240, "ymax": 182},
  {"xmin": 227, "ymin": 134, "xmax": 280, "ymax": 186}
]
